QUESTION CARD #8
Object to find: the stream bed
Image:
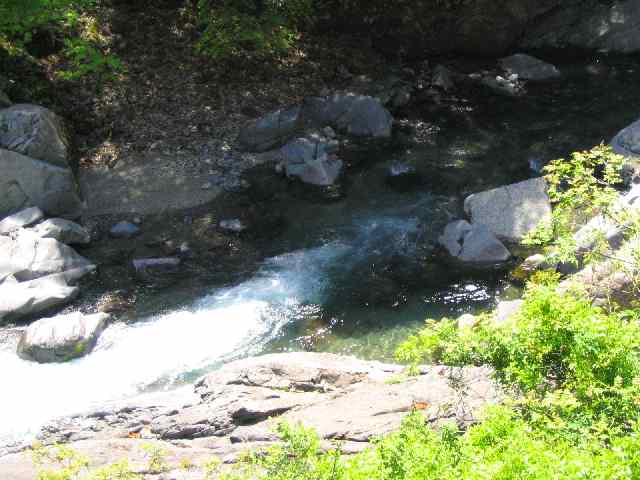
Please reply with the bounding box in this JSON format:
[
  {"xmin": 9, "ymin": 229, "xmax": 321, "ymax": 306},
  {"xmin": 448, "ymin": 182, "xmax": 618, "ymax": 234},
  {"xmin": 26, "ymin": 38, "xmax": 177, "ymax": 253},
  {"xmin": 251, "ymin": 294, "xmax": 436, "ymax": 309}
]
[{"xmin": 1, "ymin": 54, "xmax": 640, "ymax": 446}]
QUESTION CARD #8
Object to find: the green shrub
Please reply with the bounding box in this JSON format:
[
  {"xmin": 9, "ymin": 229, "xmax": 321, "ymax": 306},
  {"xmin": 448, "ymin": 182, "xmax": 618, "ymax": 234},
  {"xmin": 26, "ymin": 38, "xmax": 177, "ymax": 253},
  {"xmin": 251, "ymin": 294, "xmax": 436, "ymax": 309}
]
[
  {"xmin": 195, "ymin": 0, "xmax": 313, "ymax": 62},
  {"xmin": 0, "ymin": 0, "xmax": 122, "ymax": 81}
]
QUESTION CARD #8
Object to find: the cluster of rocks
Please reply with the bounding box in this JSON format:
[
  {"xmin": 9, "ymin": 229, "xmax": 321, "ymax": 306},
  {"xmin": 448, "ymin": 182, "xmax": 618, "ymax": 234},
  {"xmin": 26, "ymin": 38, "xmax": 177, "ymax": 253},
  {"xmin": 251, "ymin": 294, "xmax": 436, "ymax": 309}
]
[
  {"xmin": 439, "ymin": 177, "xmax": 552, "ymax": 267},
  {"xmin": 238, "ymin": 92, "xmax": 393, "ymax": 187},
  {"xmin": 0, "ymin": 353, "xmax": 500, "ymax": 477},
  {"xmin": 0, "ymin": 206, "xmax": 109, "ymax": 363}
]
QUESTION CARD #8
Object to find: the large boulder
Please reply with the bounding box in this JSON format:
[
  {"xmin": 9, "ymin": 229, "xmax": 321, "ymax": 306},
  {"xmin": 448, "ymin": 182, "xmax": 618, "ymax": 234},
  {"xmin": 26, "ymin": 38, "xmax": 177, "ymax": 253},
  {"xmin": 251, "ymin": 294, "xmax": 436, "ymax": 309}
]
[
  {"xmin": 0, "ymin": 148, "xmax": 83, "ymax": 218},
  {"xmin": 300, "ymin": 94, "xmax": 393, "ymax": 138},
  {"xmin": 17, "ymin": 311, "xmax": 110, "ymax": 363},
  {"xmin": 0, "ymin": 230, "xmax": 94, "ymax": 282},
  {"xmin": 439, "ymin": 220, "xmax": 511, "ymax": 265},
  {"xmin": 31, "ymin": 218, "xmax": 91, "ymax": 245},
  {"xmin": 281, "ymin": 136, "xmax": 344, "ymax": 186},
  {"xmin": 611, "ymin": 117, "xmax": 640, "ymax": 159},
  {"xmin": 464, "ymin": 178, "xmax": 552, "ymax": 244},
  {"xmin": 522, "ymin": 0, "xmax": 640, "ymax": 54},
  {"xmin": 0, "ymin": 104, "xmax": 70, "ymax": 167},
  {"xmin": 0, "ymin": 266, "xmax": 94, "ymax": 323},
  {"xmin": 0, "ymin": 207, "xmax": 44, "ymax": 234},
  {"xmin": 499, "ymin": 54, "xmax": 560, "ymax": 81},
  {"xmin": 238, "ymin": 106, "xmax": 301, "ymax": 152}
]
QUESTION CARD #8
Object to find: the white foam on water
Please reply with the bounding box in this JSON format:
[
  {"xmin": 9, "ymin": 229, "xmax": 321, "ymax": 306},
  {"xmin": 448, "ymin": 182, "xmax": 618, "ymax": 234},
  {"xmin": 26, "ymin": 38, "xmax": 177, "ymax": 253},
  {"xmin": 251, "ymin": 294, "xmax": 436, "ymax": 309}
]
[{"xmin": 0, "ymin": 242, "xmax": 350, "ymax": 446}]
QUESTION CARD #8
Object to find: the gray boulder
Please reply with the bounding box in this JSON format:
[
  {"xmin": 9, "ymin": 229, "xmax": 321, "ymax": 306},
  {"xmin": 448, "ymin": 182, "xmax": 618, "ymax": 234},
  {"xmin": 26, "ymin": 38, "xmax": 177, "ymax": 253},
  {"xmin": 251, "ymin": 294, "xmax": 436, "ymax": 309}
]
[
  {"xmin": 522, "ymin": 1, "xmax": 640, "ymax": 54},
  {"xmin": 238, "ymin": 106, "xmax": 301, "ymax": 152},
  {"xmin": 17, "ymin": 311, "xmax": 110, "ymax": 363},
  {"xmin": 0, "ymin": 207, "xmax": 44, "ymax": 234},
  {"xmin": 0, "ymin": 148, "xmax": 83, "ymax": 218},
  {"xmin": 0, "ymin": 230, "xmax": 94, "ymax": 282},
  {"xmin": 499, "ymin": 54, "xmax": 560, "ymax": 81},
  {"xmin": 31, "ymin": 218, "xmax": 91, "ymax": 245},
  {"xmin": 0, "ymin": 266, "xmax": 94, "ymax": 323},
  {"xmin": 439, "ymin": 220, "xmax": 511, "ymax": 265},
  {"xmin": 282, "ymin": 137, "xmax": 344, "ymax": 186},
  {"xmin": 493, "ymin": 299, "xmax": 524, "ymax": 325},
  {"xmin": 300, "ymin": 94, "xmax": 393, "ymax": 138},
  {"xmin": 219, "ymin": 219, "xmax": 247, "ymax": 233},
  {"xmin": 109, "ymin": 221, "xmax": 140, "ymax": 239},
  {"xmin": 611, "ymin": 117, "xmax": 640, "ymax": 159},
  {"xmin": 0, "ymin": 104, "xmax": 70, "ymax": 167},
  {"xmin": 464, "ymin": 178, "xmax": 552, "ymax": 243}
]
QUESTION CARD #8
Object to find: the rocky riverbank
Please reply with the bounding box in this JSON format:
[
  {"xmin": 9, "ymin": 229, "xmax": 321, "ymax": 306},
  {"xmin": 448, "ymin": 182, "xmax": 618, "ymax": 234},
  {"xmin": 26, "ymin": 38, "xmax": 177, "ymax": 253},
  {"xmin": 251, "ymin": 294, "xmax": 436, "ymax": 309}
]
[{"xmin": 0, "ymin": 353, "xmax": 500, "ymax": 478}]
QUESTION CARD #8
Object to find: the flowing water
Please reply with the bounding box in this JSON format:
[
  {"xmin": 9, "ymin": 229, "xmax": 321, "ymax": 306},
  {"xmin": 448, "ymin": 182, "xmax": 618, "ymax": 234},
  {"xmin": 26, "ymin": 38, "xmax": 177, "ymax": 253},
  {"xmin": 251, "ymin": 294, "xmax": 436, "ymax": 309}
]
[{"xmin": 2, "ymin": 54, "xmax": 640, "ymax": 446}]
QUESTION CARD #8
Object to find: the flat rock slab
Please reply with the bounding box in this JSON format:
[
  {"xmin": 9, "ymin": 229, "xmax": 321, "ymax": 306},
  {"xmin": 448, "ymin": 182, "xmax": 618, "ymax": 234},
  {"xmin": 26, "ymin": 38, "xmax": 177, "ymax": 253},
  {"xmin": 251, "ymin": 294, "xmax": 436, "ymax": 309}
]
[
  {"xmin": 0, "ymin": 207, "xmax": 44, "ymax": 234},
  {"xmin": 78, "ymin": 155, "xmax": 225, "ymax": 216},
  {"xmin": 4, "ymin": 353, "xmax": 500, "ymax": 477},
  {"xmin": 464, "ymin": 177, "xmax": 552, "ymax": 243}
]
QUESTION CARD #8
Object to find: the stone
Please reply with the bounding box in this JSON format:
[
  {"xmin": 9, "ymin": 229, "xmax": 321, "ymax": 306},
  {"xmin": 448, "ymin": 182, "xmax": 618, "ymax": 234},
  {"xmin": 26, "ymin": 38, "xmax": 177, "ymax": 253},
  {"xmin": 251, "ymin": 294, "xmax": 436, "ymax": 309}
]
[
  {"xmin": 0, "ymin": 207, "xmax": 44, "ymax": 234},
  {"xmin": 499, "ymin": 54, "xmax": 560, "ymax": 81},
  {"xmin": 133, "ymin": 257, "xmax": 180, "ymax": 273},
  {"xmin": 31, "ymin": 218, "xmax": 91, "ymax": 245},
  {"xmin": 0, "ymin": 265, "xmax": 93, "ymax": 323},
  {"xmin": 479, "ymin": 75, "xmax": 521, "ymax": 96},
  {"xmin": 457, "ymin": 223, "xmax": 512, "ymax": 264},
  {"xmin": 457, "ymin": 313, "xmax": 478, "ymax": 329},
  {"xmin": 464, "ymin": 178, "xmax": 552, "ymax": 243},
  {"xmin": 522, "ymin": 0, "xmax": 640, "ymax": 54},
  {"xmin": 219, "ymin": 219, "xmax": 247, "ymax": 233},
  {"xmin": 300, "ymin": 94, "xmax": 393, "ymax": 138},
  {"xmin": 109, "ymin": 221, "xmax": 140, "ymax": 239},
  {"xmin": 0, "ymin": 104, "xmax": 70, "ymax": 167},
  {"xmin": 282, "ymin": 137, "xmax": 344, "ymax": 186},
  {"xmin": 611, "ymin": 116, "xmax": 640, "ymax": 159},
  {"xmin": 432, "ymin": 65, "xmax": 455, "ymax": 91},
  {"xmin": 17, "ymin": 311, "xmax": 110, "ymax": 363},
  {"xmin": 0, "ymin": 230, "xmax": 94, "ymax": 283},
  {"xmin": 493, "ymin": 299, "xmax": 524, "ymax": 325},
  {"xmin": 238, "ymin": 106, "xmax": 301, "ymax": 152},
  {"xmin": 0, "ymin": 148, "xmax": 83, "ymax": 218},
  {"xmin": 439, "ymin": 220, "xmax": 511, "ymax": 265}
]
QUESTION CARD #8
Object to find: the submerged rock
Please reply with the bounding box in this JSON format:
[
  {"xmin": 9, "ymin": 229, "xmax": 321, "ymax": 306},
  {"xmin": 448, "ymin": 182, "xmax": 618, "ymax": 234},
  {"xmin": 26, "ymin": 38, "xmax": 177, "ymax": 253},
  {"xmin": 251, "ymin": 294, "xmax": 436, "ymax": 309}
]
[
  {"xmin": 109, "ymin": 221, "xmax": 140, "ymax": 239},
  {"xmin": 0, "ymin": 207, "xmax": 44, "ymax": 234},
  {"xmin": 0, "ymin": 90, "xmax": 11, "ymax": 108},
  {"xmin": 464, "ymin": 178, "xmax": 552, "ymax": 244},
  {"xmin": 432, "ymin": 65, "xmax": 455, "ymax": 91},
  {"xmin": 499, "ymin": 54, "xmax": 560, "ymax": 81},
  {"xmin": 439, "ymin": 220, "xmax": 511, "ymax": 265},
  {"xmin": 0, "ymin": 104, "xmax": 70, "ymax": 168},
  {"xmin": 17, "ymin": 311, "xmax": 110, "ymax": 363}
]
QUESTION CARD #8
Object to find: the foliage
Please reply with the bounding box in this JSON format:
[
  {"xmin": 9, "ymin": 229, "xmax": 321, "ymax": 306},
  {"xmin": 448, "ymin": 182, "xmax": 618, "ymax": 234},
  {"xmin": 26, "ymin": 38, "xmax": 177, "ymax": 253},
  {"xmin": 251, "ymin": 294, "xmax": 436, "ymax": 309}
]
[
  {"xmin": 140, "ymin": 443, "xmax": 169, "ymax": 473},
  {"xmin": 522, "ymin": 144, "xmax": 627, "ymax": 265},
  {"xmin": 195, "ymin": 0, "xmax": 313, "ymax": 62},
  {"xmin": 0, "ymin": 0, "xmax": 122, "ymax": 81},
  {"xmin": 32, "ymin": 443, "xmax": 138, "ymax": 480}
]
